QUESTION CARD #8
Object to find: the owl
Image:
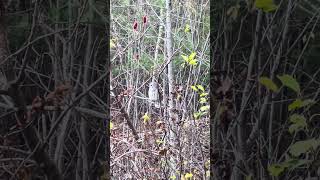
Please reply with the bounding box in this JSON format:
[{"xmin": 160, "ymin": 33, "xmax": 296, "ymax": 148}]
[{"xmin": 148, "ymin": 80, "xmax": 160, "ymax": 108}]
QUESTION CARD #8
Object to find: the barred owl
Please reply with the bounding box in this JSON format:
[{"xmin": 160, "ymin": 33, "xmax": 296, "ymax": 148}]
[{"xmin": 148, "ymin": 79, "xmax": 160, "ymax": 108}]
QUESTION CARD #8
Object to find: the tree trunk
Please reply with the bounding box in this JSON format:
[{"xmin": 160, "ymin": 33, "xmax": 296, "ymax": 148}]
[{"xmin": 165, "ymin": 0, "xmax": 177, "ymax": 177}]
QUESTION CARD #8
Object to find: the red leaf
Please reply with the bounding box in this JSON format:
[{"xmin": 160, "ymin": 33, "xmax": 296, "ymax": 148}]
[
  {"xmin": 134, "ymin": 54, "xmax": 139, "ymax": 60},
  {"xmin": 133, "ymin": 20, "xmax": 138, "ymax": 31},
  {"xmin": 143, "ymin": 16, "xmax": 147, "ymax": 24}
]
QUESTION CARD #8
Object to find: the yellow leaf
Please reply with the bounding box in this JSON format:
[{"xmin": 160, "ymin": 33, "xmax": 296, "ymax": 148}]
[
  {"xmin": 199, "ymin": 97, "xmax": 207, "ymax": 103},
  {"xmin": 177, "ymin": 94, "xmax": 182, "ymax": 100},
  {"xmin": 181, "ymin": 55, "xmax": 189, "ymax": 62},
  {"xmin": 205, "ymin": 160, "xmax": 210, "ymax": 169},
  {"xmin": 200, "ymin": 93, "xmax": 208, "ymax": 97},
  {"xmin": 188, "ymin": 59, "xmax": 198, "ymax": 65},
  {"xmin": 196, "ymin": 85, "xmax": 205, "ymax": 91},
  {"xmin": 200, "ymin": 105, "xmax": 210, "ymax": 111},
  {"xmin": 110, "ymin": 39, "xmax": 116, "ymax": 48},
  {"xmin": 193, "ymin": 112, "xmax": 201, "ymax": 119},
  {"xmin": 142, "ymin": 113, "xmax": 150, "ymax": 123},
  {"xmin": 189, "ymin": 52, "xmax": 196, "ymax": 61},
  {"xmin": 156, "ymin": 139, "xmax": 163, "ymax": 145},
  {"xmin": 185, "ymin": 173, "xmax": 193, "ymax": 179},
  {"xmin": 191, "ymin": 85, "xmax": 198, "ymax": 91},
  {"xmin": 184, "ymin": 24, "xmax": 191, "ymax": 33},
  {"xmin": 170, "ymin": 175, "xmax": 177, "ymax": 180},
  {"xmin": 206, "ymin": 170, "xmax": 210, "ymax": 177},
  {"xmin": 110, "ymin": 121, "xmax": 114, "ymax": 130}
]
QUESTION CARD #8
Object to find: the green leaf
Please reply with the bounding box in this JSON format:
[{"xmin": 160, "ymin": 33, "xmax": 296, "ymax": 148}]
[
  {"xmin": 301, "ymin": 99, "xmax": 316, "ymax": 107},
  {"xmin": 196, "ymin": 85, "xmax": 205, "ymax": 92},
  {"xmin": 288, "ymin": 99, "xmax": 303, "ymax": 111},
  {"xmin": 268, "ymin": 158, "xmax": 312, "ymax": 177},
  {"xmin": 169, "ymin": 175, "xmax": 176, "ymax": 180},
  {"xmin": 259, "ymin": 77, "xmax": 278, "ymax": 92},
  {"xmin": 245, "ymin": 174, "xmax": 253, "ymax": 180},
  {"xmin": 268, "ymin": 164, "xmax": 285, "ymax": 176},
  {"xmin": 288, "ymin": 124, "xmax": 302, "ymax": 134},
  {"xmin": 288, "ymin": 99, "xmax": 315, "ymax": 111},
  {"xmin": 289, "ymin": 139, "xmax": 320, "ymax": 157},
  {"xmin": 255, "ymin": 0, "xmax": 278, "ymax": 12},
  {"xmin": 277, "ymin": 74, "xmax": 300, "ymax": 93},
  {"xmin": 282, "ymin": 158, "xmax": 312, "ymax": 169},
  {"xmin": 289, "ymin": 114, "xmax": 306, "ymax": 124},
  {"xmin": 288, "ymin": 114, "xmax": 307, "ymax": 133}
]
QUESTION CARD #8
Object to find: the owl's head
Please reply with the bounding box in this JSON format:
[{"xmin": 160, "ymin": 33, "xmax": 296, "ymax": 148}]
[
  {"xmin": 149, "ymin": 81, "xmax": 158, "ymax": 88},
  {"xmin": 149, "ymin": 77, "xmax": 159, "ymax": 89}
]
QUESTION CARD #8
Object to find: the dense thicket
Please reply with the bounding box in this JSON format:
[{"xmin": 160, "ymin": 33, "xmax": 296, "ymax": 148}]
[
  {"xmin": 0, "ymin": 0, "xmax": 109, "ymax": 179},
  {"xmin": 111, "ymin": 0, "xmax": 210, "ymax": 179},
  {"xmin": 211, "ymin": 0, "xmax": 320, "ymax": 179}
]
